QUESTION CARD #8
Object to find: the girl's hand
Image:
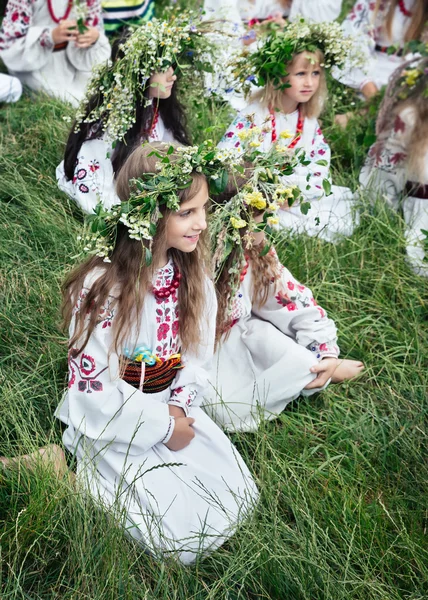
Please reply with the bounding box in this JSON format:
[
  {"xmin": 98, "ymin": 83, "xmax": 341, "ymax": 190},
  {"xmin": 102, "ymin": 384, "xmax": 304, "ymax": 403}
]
[
  {"xmin": 304, "ymin": 357, "xmax": 339, "ymax": 390},
  {"xmin": 164, "ymin": 417, "xmax": 195, "ymax": 451},
  {"xmin": 52, "ymin": 20, "xmax": 78, "ymax": 44},
  {"xmin": 75, "ymin": 27, "xmax": 100, "ymax": 49}
]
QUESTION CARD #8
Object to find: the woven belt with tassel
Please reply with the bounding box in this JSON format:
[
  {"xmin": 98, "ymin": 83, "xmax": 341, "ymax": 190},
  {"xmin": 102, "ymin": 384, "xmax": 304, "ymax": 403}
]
[{"xmin": 123, "ymin": 354, "xmax": 184, "ymax": 394}]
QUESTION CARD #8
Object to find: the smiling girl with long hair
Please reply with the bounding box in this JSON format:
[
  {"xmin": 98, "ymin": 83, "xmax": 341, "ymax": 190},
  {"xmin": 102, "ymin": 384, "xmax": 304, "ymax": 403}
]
[{"xmin": 56, "ymin": 142, "xmax": 257, "ymax": 563}]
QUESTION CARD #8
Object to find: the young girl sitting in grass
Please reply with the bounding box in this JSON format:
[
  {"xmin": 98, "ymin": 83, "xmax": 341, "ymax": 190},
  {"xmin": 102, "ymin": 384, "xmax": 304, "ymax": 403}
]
[
  {"xmin": 359, "ymin": 56, "xmax": 428, "ymax": 277},
  {"xmin": 57, "ymin": 13, "xmax": 217, "ymax": 215},
  {"xmin": 0, "ymin": 0, "xmax": 111, "ymax": 106},
  {"xmin": 56, "ymin": 16, "xmax": 199, "ymax": 215},
  {"xmin": 337, "ymin": 0, "xmax": 428, "ymax": 101},
  {"xmin": 218, "ymin": 20, "xmax": 361, "ymax": 242},
  {"xmin": 55, "ymin": 142, "xmax": 258, "ymax": 563},
  {"xmin": 203, "ymin": 149, "xmax": 364, "ymax": 432}
]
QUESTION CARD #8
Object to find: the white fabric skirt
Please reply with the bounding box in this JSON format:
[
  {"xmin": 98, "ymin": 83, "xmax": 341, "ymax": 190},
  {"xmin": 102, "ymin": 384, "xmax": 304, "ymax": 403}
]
[
  {"xmin": 204, "ymin": 316, "xmax": 324, "ymax": 432},
  {"xmin": 63, "ymin": 405, "xmax": 258, "ymax": 564},
  {"xmin": 278, "ymin": 185, "xmax": 359, "ymax": 242}
]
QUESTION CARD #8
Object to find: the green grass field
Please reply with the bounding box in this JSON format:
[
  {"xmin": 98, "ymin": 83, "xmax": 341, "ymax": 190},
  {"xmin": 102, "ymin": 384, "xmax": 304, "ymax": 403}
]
[{"xmin": 0, "ymin": 3, "xmax": 427, "ymax": 597}]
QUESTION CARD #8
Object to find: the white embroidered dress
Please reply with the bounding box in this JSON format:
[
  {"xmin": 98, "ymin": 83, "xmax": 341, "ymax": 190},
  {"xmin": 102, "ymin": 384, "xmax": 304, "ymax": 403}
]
[
  {"xmin": 203, "ymin": 249, "xmax": 339, "ymax": 432},
  {"xmin": 0, "ymin": 0, "xmax": 111, "ymax": 106},
  {"xmin": 337, "ymin": 0, "xmax": 418, "ymax": 92},
  {"xmin": 360, "ymin": 105, "xmax": 428, "ymax": 276},
  {"xmin": 219, "ymin": 101, "xmax": 358, "ymax": 241},
  {"xmin": 56, "ymin": 114, "xmax": 175, "ymax": 214},
  {"xmin": 56, "ymin": 261, "xmax": 258, "ymax": 564}
]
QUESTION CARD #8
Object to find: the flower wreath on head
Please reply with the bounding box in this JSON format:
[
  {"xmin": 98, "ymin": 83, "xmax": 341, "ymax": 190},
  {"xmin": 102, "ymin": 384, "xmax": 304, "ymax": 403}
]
[
  {"xmin": 231, "ymin": 18, "xmax": 364, "ymax": 96},
  {"xmin": 79, "ymin": 141, "xmax": 240, "ymax": 264},
  {"xmin": 375, "ymin": 55, "xmax": 428, "ymax": 138},
  {"xmin": 74, "ymin": 11, "xmax": 218, "ymax": 143},
  {"xmin": 210, "ymin": 119, "xmax": 306, "ymax": 297}
]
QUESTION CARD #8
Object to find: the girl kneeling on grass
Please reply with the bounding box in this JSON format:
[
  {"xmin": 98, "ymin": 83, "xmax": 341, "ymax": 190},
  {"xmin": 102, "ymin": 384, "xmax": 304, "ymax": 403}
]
[
  {"xmin": 203, "ymin": 145, "xmax": 364, "ymax": 432},
  {"xmin": 55, "ymin": 142, "xmax": 258, "ymax": 564},
  {"xmin": 359, "ymin": 56, "xmax": 428, "ymax": 277},
  {"xmin": 219, "ymin": 19, "xmax": 363, "ymax": 242},
  {"xmin": 57, "ymin": 13, "xmax": 212, "ymax": 214}
]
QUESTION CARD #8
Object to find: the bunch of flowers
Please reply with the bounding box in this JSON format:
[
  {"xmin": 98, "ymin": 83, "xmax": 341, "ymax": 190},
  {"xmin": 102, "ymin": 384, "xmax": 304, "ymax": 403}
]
[
  {"xmin": 231, "ymin": 18, "xmax": 364, "ymax": 94},
  {"xmin": 74, "ymin": 11, "xmax": 217, "ymax": 142},
  {"xmin": 210, "ymin": 120, "xmax": 305, "ymax": 294},
  {"xmin": 79, "ymin": 141, "xmax": 239, "ymax": 264}
]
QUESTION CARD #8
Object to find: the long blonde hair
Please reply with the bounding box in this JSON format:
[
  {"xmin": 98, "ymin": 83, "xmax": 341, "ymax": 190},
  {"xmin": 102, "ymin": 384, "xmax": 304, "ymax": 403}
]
[
  {"xmin": 374, "ymin": 0, "xmax": 428, "ymax": 42},
  {"xmin": 253, "ymin": 49, "xmax": 328, "ymax": 119},
  {"xmin": 63, "ymin": 143, "xmax": 210, "ymax": 358}
]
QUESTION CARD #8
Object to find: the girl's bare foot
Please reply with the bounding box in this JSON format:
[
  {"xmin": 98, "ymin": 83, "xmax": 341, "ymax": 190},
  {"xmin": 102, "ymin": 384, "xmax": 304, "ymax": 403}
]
[
  {"xmin": 331, "ymin": 359, "xmax": 364, "ymax": 383},
  {"xmin": 0, "ymin": 444, "xmax": 69, "ymax": 478}
]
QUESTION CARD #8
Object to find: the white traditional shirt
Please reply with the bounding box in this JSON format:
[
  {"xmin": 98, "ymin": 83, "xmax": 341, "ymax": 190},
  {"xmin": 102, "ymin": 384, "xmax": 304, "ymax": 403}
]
[
  {"xmin": 56, "ymin": 114, "xmax": 176, "ymax": 213},
  {"xmin": 360, "ymin": 105, "xmax": 428, "ymax": 203},
  {"xmin": 337, "ymin": 0, "xmax": 417, "ymax": 91},
  {"xmin": 0, "ymin": 0, "xmax": 111, "ymax": 106},
  {"xmin": 203, "ymin": 0, "xmax": 342, "ymax": 24},
  {"xmin": 229, "ymin": 248, "xmax": 339, "ymax": 358},
  {"xmin": 60, "ymin": 260, "xmax": 217, "ymax": 453},
  {"xmin": 219, "ymin": 101, "xmax": 331, "ymax": 200}
]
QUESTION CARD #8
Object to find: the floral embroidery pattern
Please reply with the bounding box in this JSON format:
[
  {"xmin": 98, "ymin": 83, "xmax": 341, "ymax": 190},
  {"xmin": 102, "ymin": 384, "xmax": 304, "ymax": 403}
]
[
  {"xmin": 0, "ymin": 0, "xmax": 103, "ymax": 52},
  {"xmin": 153, "ymin": 262, "xmax": 180, "ymax": 357},
  {"xmin": 68, "ymin": 350, "xmax": 108, "ymax": 393}
]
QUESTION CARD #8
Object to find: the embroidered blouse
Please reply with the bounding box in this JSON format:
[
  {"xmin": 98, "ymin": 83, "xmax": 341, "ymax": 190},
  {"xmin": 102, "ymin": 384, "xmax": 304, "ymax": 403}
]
[
  {"xmin": 360, "ymin": 105, "xmax": 427, "ymax": 204},
  {"xmin": 218, "ymin": 101, "xmax": 331, "ymax": 200},
  {"xmin": 64, "ymin": 261, "xmax": 217, "ymax": 452},
  {"xmin": 56, "ymin": 113, "xmax": 176, "ymax": 214},
  {"xmin": 0, "ymin": 0, "xmax": 110, "ymax": 105},
  {"xmin": 338, "ymin": 0, "xmax": 416, "ymax": 90},
  {"xmin": 229, "ymin": 247, "xmax": 339, "ymax": 359}
]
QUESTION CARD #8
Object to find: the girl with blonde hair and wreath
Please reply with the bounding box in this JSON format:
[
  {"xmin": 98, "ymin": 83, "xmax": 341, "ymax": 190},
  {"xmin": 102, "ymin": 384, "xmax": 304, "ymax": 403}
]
[
  {"xmin": 359, "ymin": 56, "xmax": 428, "ymax": 276},
  {"xmin": 202, "ymin": 144, "xmax": 364, "ymax": 432},
  {"xmin": 56, "ymin": 14, "xmax": 212, "ymax": 214},
  {"xmin": 0, "ymin": 0, "xmax": 111, "ymax": 106},
  {"xmin": 54, "ymin": 142, "xmax": 258, "ymax": 563},
  {"xmin": 336, "ymin": 0, "xmax": 428, "ymax": 100},
  {"xmin": 219, "ymin": 19, "xmax": 362, "ymax": 241}
]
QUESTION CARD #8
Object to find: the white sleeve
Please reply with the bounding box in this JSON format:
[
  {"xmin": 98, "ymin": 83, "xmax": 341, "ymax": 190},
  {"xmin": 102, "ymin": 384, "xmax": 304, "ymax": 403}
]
[
  {"xmin": 63, "ymin": 289, "xmax": 172, "ymax": 454},
  {"xmin": 56, "ymin": 138, "xmax": 120, "ymax": 214},
  {"xmin": 251, "ymin": 248, "xmax": 339, "ymax": 359},
  {"xmin": 333, "ymin": 0, "xmax": 373, "ymax": 90},
  {"xmin": 281, "ymin": 122, "xmax": 331, "ymax": 200},
  {"xmin": 0, "ymin": 0, "xmax": 54, "ymax": 72},
  {"xmin": 289, "ymin": 0, "xmax": 342, "ymax": 22},
  {"xmin": 168, "ymin": 278, "xmax": 218, "ymax": 414},
  {"xmin": 66, "ymin": 0, "xmax": 110, "ymax": 71}
]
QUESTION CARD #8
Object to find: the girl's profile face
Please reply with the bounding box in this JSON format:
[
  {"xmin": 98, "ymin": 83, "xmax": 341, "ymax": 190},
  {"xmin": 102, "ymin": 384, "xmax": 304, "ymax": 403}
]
[
  {"xmin": 165, "ymin": 180, "xmax": 209, "ymax": 254},
  {"xmin": 283, "ymin": 52, "xmax": 321, "ymax": 105},
  {"xmin": 149, "ymin": 66, "xmax": 177, "ymax": 99}
]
